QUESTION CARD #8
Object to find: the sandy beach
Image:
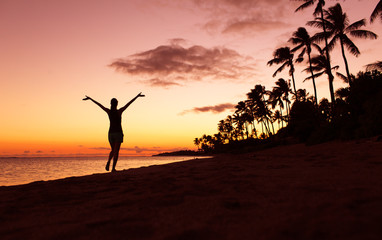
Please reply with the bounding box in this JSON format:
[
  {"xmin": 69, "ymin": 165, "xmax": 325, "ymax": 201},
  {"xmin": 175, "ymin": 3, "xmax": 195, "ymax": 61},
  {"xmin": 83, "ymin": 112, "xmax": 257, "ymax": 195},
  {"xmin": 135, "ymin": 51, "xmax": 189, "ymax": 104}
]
[{"xmin": 1, "ymin": 139, "xmax": 382, "ymax": 240}]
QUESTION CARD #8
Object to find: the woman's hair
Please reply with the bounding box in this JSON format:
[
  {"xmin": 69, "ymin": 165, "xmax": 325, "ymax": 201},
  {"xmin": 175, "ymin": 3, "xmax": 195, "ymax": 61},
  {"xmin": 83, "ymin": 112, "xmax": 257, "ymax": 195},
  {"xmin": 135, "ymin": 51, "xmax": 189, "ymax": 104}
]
[{"xmin": 111, "ymin": 98, "xmax": 118, "ymax": 109}]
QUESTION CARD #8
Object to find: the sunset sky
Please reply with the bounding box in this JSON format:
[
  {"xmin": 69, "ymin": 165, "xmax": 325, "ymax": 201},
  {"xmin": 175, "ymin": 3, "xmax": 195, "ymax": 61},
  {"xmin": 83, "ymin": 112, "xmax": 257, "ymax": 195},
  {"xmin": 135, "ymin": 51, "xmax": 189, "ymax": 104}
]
[{"xmin": 1, "ymin": 0, "xmax": 381, "ymax": 156}]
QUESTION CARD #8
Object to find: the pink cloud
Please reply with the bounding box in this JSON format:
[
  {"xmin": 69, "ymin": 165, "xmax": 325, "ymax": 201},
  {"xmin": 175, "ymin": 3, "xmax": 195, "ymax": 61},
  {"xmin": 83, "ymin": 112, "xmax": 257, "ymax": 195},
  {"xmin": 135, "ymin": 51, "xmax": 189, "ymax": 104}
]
[
  {"xmin": 145, "ymin": 78, "xmax": 182, "ymax": 88},
  {"xmin": 180, "ymin": 103, "xmax": 236, "ymax": 115},
  {"xmin": 190, "ymin": 0, "xmax": 297, "ymax": 34},
  {"xmin": 109, "ymin": 40, "xmax": 256, "ymax": 87}
]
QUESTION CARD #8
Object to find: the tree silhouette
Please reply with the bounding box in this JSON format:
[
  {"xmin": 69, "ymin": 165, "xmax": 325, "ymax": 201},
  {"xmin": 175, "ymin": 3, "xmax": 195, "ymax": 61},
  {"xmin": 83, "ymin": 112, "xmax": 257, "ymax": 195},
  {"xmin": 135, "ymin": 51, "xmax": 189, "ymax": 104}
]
[
  {"xmin": 274, "ymin": 78, "xmax": 291, "ymax": 121},
  {"xmin": 293, "ymin": 89, "xmax": 309, "ymax": 102},
  {"xmin": 309, "ymin": 3, "xmax": 378, "ymax": 84},
  {"xmin": 235, "ymin": 101, "xmax": 251, "ymax": 139},
  {"xmin": 289, "ymin": 27, "xmax": 320, "ymax": 105},
  {"xmin": 269, "ymin": 88, "xmax": 285, "ymax": 129},
  {"xmin": 366, "ymin": 61, "xmax": 382, "ymax": 72},
  {"xmin": 193, "ymin": 137, "xmax": 200, "ymax": 151},
  {"xmin": 267, "ymin": 47, "xmax": 297, "ymax": 94},
  {"xmin": 272, "ymin": 110, "xmax": 284, "ymax": 130},
  {"xmin": 296, "ymin": 0, "xmax": 335, "ymax": 103},
  {"xmin": 370, "ymin": 0, "xmax": 382, "ymax": 23},
  {"xmin": 303, "ymin": 45, "xmax": 339, "ymax": 86},
  {"xmin": 246, "ymin": 85, "xmax": 273, "ymax": 136}
]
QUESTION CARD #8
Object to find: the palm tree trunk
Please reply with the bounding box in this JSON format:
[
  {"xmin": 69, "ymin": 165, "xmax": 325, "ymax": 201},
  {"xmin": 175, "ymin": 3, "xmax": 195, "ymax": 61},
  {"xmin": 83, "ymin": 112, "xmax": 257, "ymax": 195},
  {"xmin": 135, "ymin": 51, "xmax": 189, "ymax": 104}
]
[
  {"xmin": 320, "ymin": 8, "xmax": 336, "ymax": 104},
  {"xmin": 308, "ymin": 52, "xmax": 318, "ymax": 105},
  {"xmin": 340, "ymin": 36, "xmax": 352, "ymax": 86},
  {"xmin": 284, "ymin": 98, "xmax": 290, "ymax": 122},
  {"xmin": 289, "ymin": 59, "xmax": 298, "ymax": 94},
  {"xmin": 245, "ymin": 122, "xmax": 249, "ymax": 139},
  {"xmin": 263, "ymin": 119, "xmax": 271, "ymax": 136},
  {"xmin": 270, "ymin": 119, "xmax": 275, "ymax": 135},
  {"xmin": 280, "ymin": 105, "xmax": 284, "ymax": 128},
  {"xmin": 252, "ymin": 121, "xmax": 258, "ymax": 138}
]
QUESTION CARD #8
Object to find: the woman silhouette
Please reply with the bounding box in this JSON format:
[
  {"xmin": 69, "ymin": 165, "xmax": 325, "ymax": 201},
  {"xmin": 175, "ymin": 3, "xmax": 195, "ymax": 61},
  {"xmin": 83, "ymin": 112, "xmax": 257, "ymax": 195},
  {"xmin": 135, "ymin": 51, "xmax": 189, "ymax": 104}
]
[{"xmin": 83, "ymin": 93, "xmax": 145, "ymax": 172}]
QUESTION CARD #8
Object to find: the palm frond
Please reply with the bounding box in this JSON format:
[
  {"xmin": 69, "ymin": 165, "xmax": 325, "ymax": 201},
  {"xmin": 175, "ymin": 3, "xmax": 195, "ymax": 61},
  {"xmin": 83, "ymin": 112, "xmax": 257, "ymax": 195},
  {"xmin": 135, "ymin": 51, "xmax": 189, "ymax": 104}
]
[
  {"xmin": 365, "ymin": 61, "xmax": 382, "ymax": 71},
  {"xmin": 370, "ymin": 1, "xmax": 382, "ymax": 23},
  {"xmin": 332, "ymin": 65, "xmax": 340, "ymax": 71},
  {"xmin": 311, "ymin": 31, "xmax": 331, "ymax": 44},
  {"xmin": 298, "ymin": 48, "xmax": 306, "ymax": 59},
  {"xmin": 267, "ymin": 58, "xmax": 283, "ymax": 66},
  {"xmin": 342, "ymin": 35, "xmax": 360, "ymax": 56},
  {"xmin": 290, "ymin": 43, "xmax": 303, "ymax": 53},
  {"xmin": 289, "ymin": 37, "xmax": 302, "ymax": 46},
  {"xmin": 346, "ymin": 19, "xmax": 366, "ymax": 31},
  {"xmin": 295, "ymin": 57, "xmax": 304, "ymax": 63},
  {"xmin": 335, "ymin": 87, "xmax": 350, "ymax": 99},
  {"xmin": 304, "ymin": 71, "xmax": 325, "ymax": 81},
  {"xmin": 349, "ymin": 29, "xmax": 378, "ymax": 40},
  {"xmin": 306, "ymin": 19, "xmax": 324, "ymax": 28},
  {"xmin": 295, "ymin": 0, "xmax": 314, "ymax": 12},
  {"xmin": 314, "ymin": 1, "xmax": 324, "ymax": 16},
  {"xmin": 336, "ymin": 72, "xmax": 349, "ymax": 83},
  {"xmin": 273, "ymin": 62, "xmax": 288, "ymax": 77},
  {"xmin": 311, "ymin": 43, "xmax": 323, "ymax": 54},
  {"xmin": 326, "ymin": 35, "xmax": 339, "ymax": 52}
]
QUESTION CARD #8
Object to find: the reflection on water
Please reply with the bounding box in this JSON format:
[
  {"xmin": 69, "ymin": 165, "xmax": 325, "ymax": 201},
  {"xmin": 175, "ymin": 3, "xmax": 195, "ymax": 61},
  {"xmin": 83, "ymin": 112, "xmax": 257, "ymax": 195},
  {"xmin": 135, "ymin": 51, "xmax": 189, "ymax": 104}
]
[{"xmin": 0, "ymin": 156, "xmax": 207, "ymax": 186}]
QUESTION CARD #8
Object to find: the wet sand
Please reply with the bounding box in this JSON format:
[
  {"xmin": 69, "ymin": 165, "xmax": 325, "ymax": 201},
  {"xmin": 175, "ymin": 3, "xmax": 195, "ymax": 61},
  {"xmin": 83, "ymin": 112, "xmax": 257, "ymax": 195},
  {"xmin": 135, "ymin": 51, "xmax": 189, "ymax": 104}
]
[{"xmin": 1, "ymin": 139, "xmax": 382, "ymax": 239}]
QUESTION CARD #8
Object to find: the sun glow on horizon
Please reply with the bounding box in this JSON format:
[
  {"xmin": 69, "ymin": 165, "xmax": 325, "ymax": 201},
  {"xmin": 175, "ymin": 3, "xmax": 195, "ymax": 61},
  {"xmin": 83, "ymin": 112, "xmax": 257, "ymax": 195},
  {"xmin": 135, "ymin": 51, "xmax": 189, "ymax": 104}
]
[{"xmin": 1, "ymin": 0, "xmax": 381, "ymax": 156}]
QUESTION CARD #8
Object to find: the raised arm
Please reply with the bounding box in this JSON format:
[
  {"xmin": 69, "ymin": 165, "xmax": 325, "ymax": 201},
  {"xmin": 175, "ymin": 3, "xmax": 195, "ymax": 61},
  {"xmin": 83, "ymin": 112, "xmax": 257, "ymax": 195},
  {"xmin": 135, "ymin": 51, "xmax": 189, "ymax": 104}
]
[
  {"xmin": 83, "ymin": 96, "xmax": 109, "ymax": 112},
  {"xmin": 119, "ymin": 92, "xmax": 145, "ymax": 113}
]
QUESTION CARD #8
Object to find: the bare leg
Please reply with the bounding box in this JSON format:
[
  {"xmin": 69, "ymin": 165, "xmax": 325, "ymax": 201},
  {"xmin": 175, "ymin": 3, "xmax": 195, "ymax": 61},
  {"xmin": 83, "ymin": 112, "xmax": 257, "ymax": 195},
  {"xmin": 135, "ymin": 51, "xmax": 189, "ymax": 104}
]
[
  {"xmin": 105, "ymin": 150, "xmax": 113, "ymax": 171},
  {"xmin": 111, "ymin": 142, "xmax": 121, "ymax": 172},
  {"xmin": 106, "ymin": 140, "xmax": 115, "ymax": 171}
]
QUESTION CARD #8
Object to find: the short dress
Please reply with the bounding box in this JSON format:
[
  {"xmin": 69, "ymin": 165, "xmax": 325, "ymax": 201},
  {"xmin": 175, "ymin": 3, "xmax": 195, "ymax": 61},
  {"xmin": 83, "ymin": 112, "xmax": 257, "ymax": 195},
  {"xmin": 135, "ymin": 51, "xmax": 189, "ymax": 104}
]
[{"xmin": 108, "ymin": 109, "xmax": 124, "ymax": 143}]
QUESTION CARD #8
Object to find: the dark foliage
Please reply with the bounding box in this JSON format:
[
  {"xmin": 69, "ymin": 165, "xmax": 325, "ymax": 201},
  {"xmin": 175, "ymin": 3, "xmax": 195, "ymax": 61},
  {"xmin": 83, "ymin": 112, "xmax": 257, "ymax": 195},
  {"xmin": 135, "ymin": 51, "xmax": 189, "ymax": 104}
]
[
  {"xmin": 287, "ymin": 100, "xmax": 321, "ymax": 141},
  {"xmin": 195, "ymin": 71, "xmax": 382, "ymax": 153}
]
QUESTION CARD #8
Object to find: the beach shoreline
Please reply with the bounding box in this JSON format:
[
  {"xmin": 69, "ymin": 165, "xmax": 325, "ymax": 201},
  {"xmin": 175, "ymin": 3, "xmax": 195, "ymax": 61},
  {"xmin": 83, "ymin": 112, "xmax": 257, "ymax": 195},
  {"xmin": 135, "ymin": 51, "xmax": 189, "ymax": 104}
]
[{"xmin": 1, "ymin": 139, "xmax": 382, "ymax": 239}]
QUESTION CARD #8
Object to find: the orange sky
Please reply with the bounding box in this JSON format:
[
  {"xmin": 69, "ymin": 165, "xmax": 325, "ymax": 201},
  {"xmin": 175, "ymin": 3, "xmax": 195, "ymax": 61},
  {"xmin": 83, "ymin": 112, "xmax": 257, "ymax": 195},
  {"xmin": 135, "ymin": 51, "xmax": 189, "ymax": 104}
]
[{"xmin": 1, "ymin": 0, "xmax": 381, "ymax": 156}]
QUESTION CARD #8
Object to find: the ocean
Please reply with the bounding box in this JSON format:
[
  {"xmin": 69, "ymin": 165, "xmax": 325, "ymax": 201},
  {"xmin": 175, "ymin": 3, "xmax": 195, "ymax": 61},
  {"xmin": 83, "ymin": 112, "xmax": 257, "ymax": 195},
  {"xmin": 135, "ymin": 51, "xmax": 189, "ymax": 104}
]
[{"xmin": 0, "ymin": 156, "xmax": 206, "ymax": 186}]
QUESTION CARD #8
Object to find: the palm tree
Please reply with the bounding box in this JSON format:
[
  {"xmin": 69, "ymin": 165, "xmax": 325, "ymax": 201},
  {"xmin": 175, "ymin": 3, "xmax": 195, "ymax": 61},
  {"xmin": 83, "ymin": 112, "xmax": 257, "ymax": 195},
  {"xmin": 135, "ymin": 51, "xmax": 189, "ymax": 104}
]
[
  {"xmin": 267, "ymin": 47, "xmax": 297, "ymax": 94},
  {"xmin": 193, "ymin": 138, "xmax": 200, "ymax": 151},
  {"xmin": 292, "ymin": 89, "xmax": 309, "ymax": 102},
  {"xmin": 318, "ymin": 98, "xmax": 332, "ymax": 121},
  {"xmin": 235, "ymin": 101, "xmax": 250, "ymax": 139},
  {"xmin": 365, "ymin": 61, "xmax": 382, "ymax": 72},
  {"xmin": 274, "ymin": 78, "xmax": 291, "ymax": 121},
  {"xmin": 289, "ymin": 27, "xmax": 319, "ymax": 105},
  {"xmin": 296, "ymin": 0, "xmax": 335, "ymax": 103},
  {"xmin": 303, "ymin": 46, "xmax": 339, "ymax": 87},
  {"xmin": 232, "ymin": 112, "xmax": 245, "ymax": 140},
  {"xmin": 246, "ymin": 85, "xmax": 272, "ymax": 137},
  {"xmin": 272, "ymin": 110, "xmax": 284, "ymax": 130},
  {"xmin": 312, "ymin": 3, "xmax": 378, "ymax": 84},
  {"xmin": 269, "ymin": 88, "xmax": 285, "ymax": 128},
  {"xmin": 335, "ymin": 87, "xmax": 350, "ymax": 101},
  {"xmin": 371, "ymin": 0, "xmax": 382, "ymax": 23},
  {"xmin": 222, "ymin": 116, "xmax": 234, "ymax": 142}
]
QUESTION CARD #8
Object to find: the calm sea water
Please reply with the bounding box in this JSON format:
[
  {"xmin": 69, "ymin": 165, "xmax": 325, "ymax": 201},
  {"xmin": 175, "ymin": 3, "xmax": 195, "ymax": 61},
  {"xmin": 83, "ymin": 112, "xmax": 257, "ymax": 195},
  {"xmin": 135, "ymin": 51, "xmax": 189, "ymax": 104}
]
[{"xmin": 0, "ymin": 156, "xmax": 204, "ymax": 186}]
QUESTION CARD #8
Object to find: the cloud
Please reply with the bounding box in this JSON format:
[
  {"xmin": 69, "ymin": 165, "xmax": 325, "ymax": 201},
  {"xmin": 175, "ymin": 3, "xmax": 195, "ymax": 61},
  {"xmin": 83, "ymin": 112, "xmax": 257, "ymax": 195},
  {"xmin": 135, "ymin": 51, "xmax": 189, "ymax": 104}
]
[
  {"xmin": 24, "ymin": 151, "xmax": 30, "ymax": 154},
  {"xmin": 222, "ymin": 19, "xmax": 288, "ymax": 35},
  {"xmin": 89, "ymin": 146, "xmax": 185, "ymax": 154},
  {"xmin": 190, "ymin": 0, "xmax": 296, "ymax": 35},
  {"xmin": 109, "ymin": 40, "xmax": 256, "ymax": 87},
  {"xmin": 140, "ymin": 0, "xmax": 299, "ymax": 35},
  {"xmin": 180, "ymin": 103, "xmax": 236, "ymax": 115},
  {"xmin": 144, "ymin": 78, "xmax": 182, "ymax": 88}
]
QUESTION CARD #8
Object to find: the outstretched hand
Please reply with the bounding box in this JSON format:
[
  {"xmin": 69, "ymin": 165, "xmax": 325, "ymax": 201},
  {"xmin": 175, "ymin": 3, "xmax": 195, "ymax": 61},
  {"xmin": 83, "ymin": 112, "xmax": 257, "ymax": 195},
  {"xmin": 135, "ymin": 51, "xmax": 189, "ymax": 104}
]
[
  {"xmin": 83, "ymin": 95, "xmax": 91, "ymax": 101},
  {"xmin": 138, "ymin": 92, "xmax": 145, "ymax": 97}
]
